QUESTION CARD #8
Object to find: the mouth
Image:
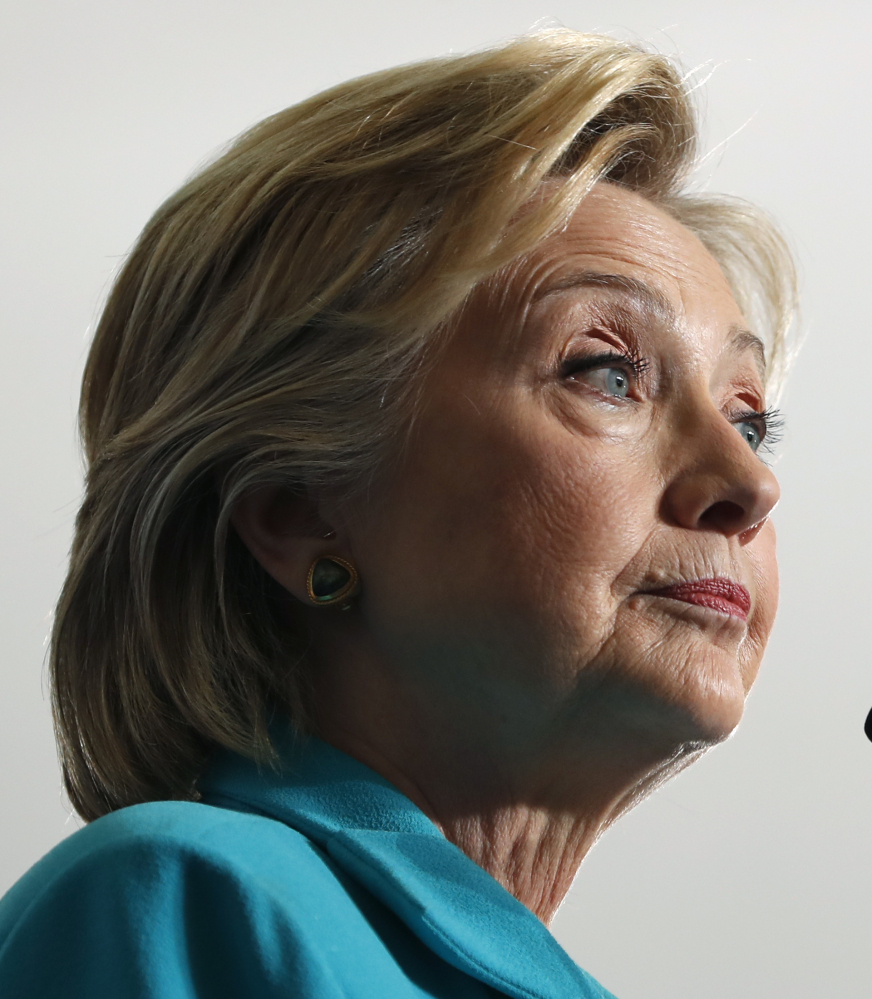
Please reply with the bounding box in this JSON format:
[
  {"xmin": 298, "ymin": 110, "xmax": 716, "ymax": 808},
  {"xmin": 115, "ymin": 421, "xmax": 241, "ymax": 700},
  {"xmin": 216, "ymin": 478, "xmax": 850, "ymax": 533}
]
[{"xmin": 645, "ymin": 578, "xmax": 751, "ymax": 622}]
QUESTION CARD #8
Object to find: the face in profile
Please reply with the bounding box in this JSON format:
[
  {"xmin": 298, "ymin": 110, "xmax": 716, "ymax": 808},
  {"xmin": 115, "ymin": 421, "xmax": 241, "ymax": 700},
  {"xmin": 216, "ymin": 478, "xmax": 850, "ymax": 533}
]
[{"xmin": 335, "ymin": 182, "xmax": 780, "ymax": 779}]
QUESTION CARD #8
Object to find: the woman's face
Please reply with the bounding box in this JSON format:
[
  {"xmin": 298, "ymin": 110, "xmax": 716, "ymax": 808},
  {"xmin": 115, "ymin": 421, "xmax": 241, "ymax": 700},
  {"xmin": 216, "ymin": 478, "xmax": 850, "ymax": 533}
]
[{"xmin": 339, "ymin": 182, "xmax": 780, "ymax": 770}]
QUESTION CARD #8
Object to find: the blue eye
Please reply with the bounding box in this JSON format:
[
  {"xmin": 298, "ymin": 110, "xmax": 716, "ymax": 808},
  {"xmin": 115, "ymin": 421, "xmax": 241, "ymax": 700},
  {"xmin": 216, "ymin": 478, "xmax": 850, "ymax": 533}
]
[
  {"xmin": 587, "ymin": 366, "xmax": 631, "ymax": 398},
  {"xmin": 731, "ymin": 408, "xmax": 785, "ymax": 456},
  {"xmin": 562, "ymin": 351, "xmax": 648, "ymax": 399},
  {"xmin": 735, "ymin": 420, "xmax": 763, "ymax": 452}
]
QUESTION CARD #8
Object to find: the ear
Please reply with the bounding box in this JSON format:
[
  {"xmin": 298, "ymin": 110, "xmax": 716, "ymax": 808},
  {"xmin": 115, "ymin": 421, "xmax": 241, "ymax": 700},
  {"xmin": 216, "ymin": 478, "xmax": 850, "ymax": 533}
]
[{"xmin": 230, "ymin": 486, "xmax": 347, "ymax": 605}]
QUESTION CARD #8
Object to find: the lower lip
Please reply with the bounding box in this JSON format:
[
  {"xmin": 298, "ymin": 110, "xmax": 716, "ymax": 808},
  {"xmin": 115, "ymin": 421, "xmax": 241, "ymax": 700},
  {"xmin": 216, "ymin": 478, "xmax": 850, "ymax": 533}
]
[{"xmin": 646, "ymin": 579, "xmax": 751, "ymax": 621}]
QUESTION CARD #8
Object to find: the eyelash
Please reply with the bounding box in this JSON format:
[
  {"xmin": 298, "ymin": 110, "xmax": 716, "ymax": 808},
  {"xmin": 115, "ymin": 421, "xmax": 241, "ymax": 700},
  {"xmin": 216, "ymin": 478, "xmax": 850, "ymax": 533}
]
[
  {"xmin": 561, "ymin": 349, "xmax": 650, "ymax": 386},
  {"xmin": 561, "ymin": 352, "xmax": 786, "ymax": 457},
  {"xmin": 731, "ymin": 407, "xmax": 785, "ymax": 455}
]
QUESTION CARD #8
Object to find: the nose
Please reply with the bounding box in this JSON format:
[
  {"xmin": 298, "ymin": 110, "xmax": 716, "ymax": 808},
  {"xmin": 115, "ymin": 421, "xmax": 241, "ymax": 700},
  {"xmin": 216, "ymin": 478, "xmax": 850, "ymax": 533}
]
[{"xmin": 660, "ymin": 410, "xmax": 781, "ymax": 542}]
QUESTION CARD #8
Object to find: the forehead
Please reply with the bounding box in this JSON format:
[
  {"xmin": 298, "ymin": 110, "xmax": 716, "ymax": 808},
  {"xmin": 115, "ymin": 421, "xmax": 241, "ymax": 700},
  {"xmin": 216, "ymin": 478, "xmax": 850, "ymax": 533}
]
[
  {"xmin": 515, "ymin": 183, "xmax": 744, "ymax": 326},
  {"xmin": 441, "ymin": 182, "xmax": 764, "ymax": 384}
]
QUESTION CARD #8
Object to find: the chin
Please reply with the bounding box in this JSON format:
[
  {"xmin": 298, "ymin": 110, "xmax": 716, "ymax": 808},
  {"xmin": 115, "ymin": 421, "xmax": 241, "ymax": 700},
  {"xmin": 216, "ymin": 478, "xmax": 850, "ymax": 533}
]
[
  {"xmin": 659, "ymin": 660, "xmax": 749, "ymax": 747},
  {"xmin": 680, "ymin": 690, "xmax": 746, "ymax": 746},
  {"xmin": 596, "ymin": 653, "xmax": 750, "ymax": 752},
  {"xmin": 604, "ymin": 597, "xmax": 756, "ymax": 748}
]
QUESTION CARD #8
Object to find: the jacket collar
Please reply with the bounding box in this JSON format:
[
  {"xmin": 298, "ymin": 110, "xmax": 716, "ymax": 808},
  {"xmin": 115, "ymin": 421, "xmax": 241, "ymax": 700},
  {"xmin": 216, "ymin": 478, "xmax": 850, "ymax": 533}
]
[{"xmin": 199, "ymin": 728, "xmax": 615, "ymax": 999}]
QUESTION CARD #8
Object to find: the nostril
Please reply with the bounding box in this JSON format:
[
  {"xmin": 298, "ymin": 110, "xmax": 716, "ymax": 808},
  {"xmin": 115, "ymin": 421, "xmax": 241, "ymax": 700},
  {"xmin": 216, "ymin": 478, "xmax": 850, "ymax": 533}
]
[
  {"xmin": 699, "ymin": 500, "xmax": 746, "ymax": 532},
  {"xmin": 661, "ymin": 454, "xmax": 779, "ymax": 537}
]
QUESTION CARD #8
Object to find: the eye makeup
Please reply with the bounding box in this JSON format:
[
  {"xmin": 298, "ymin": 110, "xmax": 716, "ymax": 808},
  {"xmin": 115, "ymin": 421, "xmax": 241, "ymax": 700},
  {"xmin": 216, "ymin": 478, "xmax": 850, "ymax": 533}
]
[
  {"xmin": 560, "ymin": 348, "xmax": 650, "ymax": 384},
  {"xmin": 729, "ymin": 406, "xmax": 785, "ymax": 458},
  {"xmin": 552, "ymin": 296, "xmax": 655, "ymax": 391}
]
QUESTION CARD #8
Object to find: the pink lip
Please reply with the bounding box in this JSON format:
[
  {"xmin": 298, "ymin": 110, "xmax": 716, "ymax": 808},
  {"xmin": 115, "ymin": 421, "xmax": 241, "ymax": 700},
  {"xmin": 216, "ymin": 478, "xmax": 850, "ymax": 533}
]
[{"xmin": 647, "ymin": 578, "xmax": 751, "ymax": 621}]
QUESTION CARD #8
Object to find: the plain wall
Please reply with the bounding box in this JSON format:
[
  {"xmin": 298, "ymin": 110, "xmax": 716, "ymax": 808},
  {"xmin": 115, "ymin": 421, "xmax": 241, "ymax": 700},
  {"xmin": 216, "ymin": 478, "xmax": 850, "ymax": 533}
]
[{"xmin": 2, "ymin": 2, "xmax": 870, "ymax": 997}]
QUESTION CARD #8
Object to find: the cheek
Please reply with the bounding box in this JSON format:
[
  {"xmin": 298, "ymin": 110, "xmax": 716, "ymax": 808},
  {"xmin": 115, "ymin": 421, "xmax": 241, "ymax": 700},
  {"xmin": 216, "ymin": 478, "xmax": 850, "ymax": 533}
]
[
  {"xmin": 354, "ymin": 408, "xmax": 652, "ymax": 672},
  {"xmin": 507, "ymin": 449, "xmax": 653, "ymax": 593}
]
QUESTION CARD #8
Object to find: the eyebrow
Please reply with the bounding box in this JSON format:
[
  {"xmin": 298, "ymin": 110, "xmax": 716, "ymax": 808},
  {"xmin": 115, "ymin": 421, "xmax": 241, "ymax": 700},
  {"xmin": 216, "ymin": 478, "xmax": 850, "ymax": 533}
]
[
  {"xmin": 533, "ymin": 269, "xmax": 767, "ymax": 378},
  {"xmin": 532, "ymin": 270, "xmax": 676, "ymax": 325},
  {"xmin": 727, "ymin": 327, "xmax": 767, "ymax": 380}
]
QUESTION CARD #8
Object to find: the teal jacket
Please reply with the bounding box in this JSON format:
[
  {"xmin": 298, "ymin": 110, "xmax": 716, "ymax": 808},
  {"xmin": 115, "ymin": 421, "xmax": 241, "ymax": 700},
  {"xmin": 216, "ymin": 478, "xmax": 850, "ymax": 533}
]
[{"xmin": 0, "ymin": 730, "xmax": 617, "ymax": 998}]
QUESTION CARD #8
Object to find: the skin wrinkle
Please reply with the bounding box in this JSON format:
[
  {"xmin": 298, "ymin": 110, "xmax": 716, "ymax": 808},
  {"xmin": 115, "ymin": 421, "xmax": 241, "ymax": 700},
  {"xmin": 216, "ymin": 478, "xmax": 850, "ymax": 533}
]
[
  {"xmin": 233, "ymin": 181, "xmax": 781, "ymax": 925},
  {"xmin": 532, "ymin": 271, "xmax": 766, "ymax": 374}
]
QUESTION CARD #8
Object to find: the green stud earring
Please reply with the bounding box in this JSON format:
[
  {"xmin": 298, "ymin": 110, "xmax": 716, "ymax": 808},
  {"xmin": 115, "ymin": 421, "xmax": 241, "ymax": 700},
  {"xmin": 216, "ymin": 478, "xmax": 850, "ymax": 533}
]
[{"xmin": 306, "ymin": 556, "xmax": 360, "ymax": 608}]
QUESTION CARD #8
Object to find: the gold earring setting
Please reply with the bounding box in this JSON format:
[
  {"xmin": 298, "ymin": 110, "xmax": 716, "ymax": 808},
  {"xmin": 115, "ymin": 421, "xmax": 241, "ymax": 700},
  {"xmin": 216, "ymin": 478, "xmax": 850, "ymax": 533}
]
[{"xmin": 306, "ymin": 556, "xmax": 359, "ymax": 608}]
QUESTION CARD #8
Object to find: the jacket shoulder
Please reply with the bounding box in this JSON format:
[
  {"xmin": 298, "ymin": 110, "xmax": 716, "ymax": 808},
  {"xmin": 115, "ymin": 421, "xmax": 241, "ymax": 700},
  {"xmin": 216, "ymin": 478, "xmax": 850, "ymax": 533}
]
[
  {"xmin": 10, "ymin": 799, "xmax": 326, "ymax": 885},
  {"xmin": 0, "ymin": 801, "xmax": 492, "ymax": 999},
  {"xmin": 0, "ymin": 801, "xmax": 362, "ymax": 998},
  {"xmin": 2, "ymin": 800, "xmax": 341, "ymax": 918}
]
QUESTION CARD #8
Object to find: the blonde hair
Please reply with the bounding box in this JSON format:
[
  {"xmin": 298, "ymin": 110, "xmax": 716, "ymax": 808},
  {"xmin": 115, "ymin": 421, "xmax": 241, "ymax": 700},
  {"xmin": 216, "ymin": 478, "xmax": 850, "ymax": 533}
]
[{"xmin": 52, "ymin": 29, "xmax": 797, "ymax": 821}]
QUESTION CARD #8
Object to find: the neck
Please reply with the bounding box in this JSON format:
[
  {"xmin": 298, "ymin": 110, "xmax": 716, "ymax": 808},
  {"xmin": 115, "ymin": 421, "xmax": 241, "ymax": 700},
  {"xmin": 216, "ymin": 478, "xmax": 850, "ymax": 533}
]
[{"xmin": 307, "ymin": 620, "xmax": 710, "ymax": 924}]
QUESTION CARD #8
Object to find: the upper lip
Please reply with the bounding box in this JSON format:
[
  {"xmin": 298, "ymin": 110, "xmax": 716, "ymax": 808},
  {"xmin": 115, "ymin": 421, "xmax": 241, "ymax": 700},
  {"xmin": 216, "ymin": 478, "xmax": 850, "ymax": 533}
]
[{"xmin": 644, "ymin": 578, "xmax": 751, "ymax": 620}]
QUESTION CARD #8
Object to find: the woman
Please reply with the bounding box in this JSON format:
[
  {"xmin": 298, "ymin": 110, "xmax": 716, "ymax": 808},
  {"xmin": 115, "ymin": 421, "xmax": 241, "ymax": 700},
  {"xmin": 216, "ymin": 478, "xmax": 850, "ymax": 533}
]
[{"xmin": 0, "ymin": 29, "xmax": 794, "ymax": 999}]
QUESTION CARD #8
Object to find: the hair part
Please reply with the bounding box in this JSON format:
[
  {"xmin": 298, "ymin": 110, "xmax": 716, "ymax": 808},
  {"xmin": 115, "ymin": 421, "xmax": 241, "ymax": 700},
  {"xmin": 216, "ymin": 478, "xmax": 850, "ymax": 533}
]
[{"xmin": 51, "ymin": 28, "xmax": 797, "ymax": 821}]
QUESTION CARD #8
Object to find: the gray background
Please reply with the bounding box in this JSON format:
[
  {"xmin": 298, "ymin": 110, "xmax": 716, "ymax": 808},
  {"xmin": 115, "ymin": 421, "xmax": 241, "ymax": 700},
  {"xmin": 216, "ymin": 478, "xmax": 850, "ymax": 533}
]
[{"xmin": 2, "ymin": 2, "xmax": 869, "ymax": 996}]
